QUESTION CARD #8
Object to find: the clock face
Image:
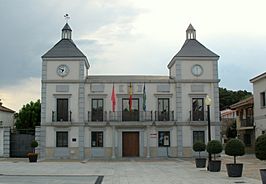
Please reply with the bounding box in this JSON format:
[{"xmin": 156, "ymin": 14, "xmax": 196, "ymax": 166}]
[
  {"xmin": 191, "ymin": 64, "xmax": 203, "ymax": 76},
  {"xmin": 57, "ymin": 64, "xmax": 69, "ymax": 77}
]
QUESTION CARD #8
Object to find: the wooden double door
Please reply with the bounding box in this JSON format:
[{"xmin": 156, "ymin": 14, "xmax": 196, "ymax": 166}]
[{"xmin": 122, "ymin": 132, "xmax": 139, "ymax": 157}]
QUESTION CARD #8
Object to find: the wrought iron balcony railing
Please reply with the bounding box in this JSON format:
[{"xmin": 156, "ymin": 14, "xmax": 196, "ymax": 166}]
[
  {"xmin": 240, "ymin": 117, "xmax": 254, "ymax": 127},
  {"xmin": 189, "ymin": 111, "xmax": 207, "ymax": 121},
  {"xmin": 52, "ymin": 111, "xmax": 72, "ymax": 122}
]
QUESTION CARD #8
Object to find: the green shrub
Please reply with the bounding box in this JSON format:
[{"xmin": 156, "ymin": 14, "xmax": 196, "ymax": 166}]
[
  {"xmin": 225, "ymin": 138, "xmax": 245, "ymax": 164},
  {"xmin": 193, "ymin": 142, "xmax": 206, "ymax": 158},
  {"xmin": 31, "ymin": 140, "xmax": 38, "ymax": 148},
  {"xmin": 255, "ymin": 134, "xmax": 266, "ymax": 160},
  {"xmin": 207, "ymin": 140, "xmax": 223, "ymax": 160},
  {"xmin": 30, "ymin": 140, "xmax": 38, "ymax": 153}
]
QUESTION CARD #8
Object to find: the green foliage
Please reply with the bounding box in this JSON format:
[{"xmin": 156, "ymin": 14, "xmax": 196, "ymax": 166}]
[
  {"xmin": 193, "ymin": 142, "xmax": 206, "ymax": 152},
  {"xmin": 225, "ymin": 139, "xmax": 245, "ymax": 164},
  {"xmin": 255, "ymin": 134, "xmax": 266, "ymax": 160},
  {"xmin": 193, "ymin": 142, "xmax": 206, "ymax": 158},
  {"xmin": 219, "ymin": 87, "xmax": 252, "ymax": 110},
  {"xmin": 207, "ymin": 140, "xmax": 223, "ymax": 160},
  {"xmin": 15, "ymin": 100, "xmax": 41, "ymax": 129},
  {"xmin": 31, "ymin": 140, "xmax": 38, "ymax": 148},
  {"xmin": 226, "ymin": 122, "xmax": 237, "ymax": 139}
]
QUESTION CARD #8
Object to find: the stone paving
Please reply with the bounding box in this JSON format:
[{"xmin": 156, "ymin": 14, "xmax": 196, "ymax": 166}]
[{"xmin": 0, "ymin": 155, "xmax": 264, "ymax": 184}]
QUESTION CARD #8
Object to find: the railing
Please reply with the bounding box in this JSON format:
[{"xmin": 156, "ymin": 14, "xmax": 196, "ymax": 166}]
[
  {"xmin": 52, "ymin": 111, "xmax": 72, "ymax": 122},
  {"xmin": 88, "ymin": 111, "xmax": 107, "ymax": 122},
  {"xmin": 108, "ymin": 111, "xmax": 154, "ymax": 122},
  {"xmin": 189, "ymin": 111, "xmax": 207, "ymax": 121},
  {"xmin": 240, "ymin": 117, "xmax": 254, "ymax": 127},
  {"xmin": 155, "ymin": 111, "xmax": 174, "ymax": 121}
]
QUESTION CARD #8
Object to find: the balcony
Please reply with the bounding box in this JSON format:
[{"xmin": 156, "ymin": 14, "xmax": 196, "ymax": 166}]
[
  {"xmin": 52, "ymin": 111, "xmax": 72, "ymax": 122},
  {"xmin": 240, "ymin": 117, "xmax": 254, "ymax": 127},
  {"xmin": 88, "ymin": 111, "xmax": 107, "ymax": 122},
  {"xmin": 155, "ymin": 111, "xmax": 174, "ymax": 121},
  {"xmin": 189, "ymin": 111, "xmax": 207, "ymax": 121},
  {"xmin": 108, "ymin": 111, "xmax": 153, "ymax": 122}
]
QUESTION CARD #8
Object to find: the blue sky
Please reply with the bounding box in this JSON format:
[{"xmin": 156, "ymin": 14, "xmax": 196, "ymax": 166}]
[{"xmin": 1, "ymin": 0, "xmax": 266, "ymax": 111}]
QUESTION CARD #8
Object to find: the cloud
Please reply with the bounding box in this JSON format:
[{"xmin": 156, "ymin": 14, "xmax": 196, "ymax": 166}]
[
  {"xmin": 0, "ymin": 0, "xmax": 141, "ymax": 88},
  {"xmin": 0, "ymin": 77, "xmax": 40, "ymax": 112}
]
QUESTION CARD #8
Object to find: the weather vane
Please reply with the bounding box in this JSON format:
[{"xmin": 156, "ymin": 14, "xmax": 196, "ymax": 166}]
[{"xmin": 64, "ymin": 14, "xmax": 70, "ymax": 23}]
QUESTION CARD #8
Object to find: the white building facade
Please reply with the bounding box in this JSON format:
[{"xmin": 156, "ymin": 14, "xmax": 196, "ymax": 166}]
[
  {"xmin": 40, "ymin": 23, "xmax": 220, "ymax": 159},
  {"xmin": 0, "ymin": 102, "xmax": 15, "ymax": 157},
  {"xmin": 250, "ymin": 72, "xmax": 266, "ymax": 137}
]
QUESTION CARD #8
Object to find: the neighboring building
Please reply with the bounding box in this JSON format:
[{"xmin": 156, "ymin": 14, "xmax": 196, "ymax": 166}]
[
  {"xmin": 250, "ymin": 72, "xmax": 266, "ymax": 137},
  {"xmin": 230, "ymin": 96, "xmax": 255, "ymax": 153},
  {"xmin": 220, "ymin": 109, "xmax": 236, "ymax": 143},
  {"xmin": 0, "ymin": 101, "xmax": 15, "ymax": 128},
  {"xmin": 0, "ymin": 101, "xmax": 15, "ymax": 157},
  {"xmin": 40, "ymin": 22, "xmax": 220, "ymax": 159}
]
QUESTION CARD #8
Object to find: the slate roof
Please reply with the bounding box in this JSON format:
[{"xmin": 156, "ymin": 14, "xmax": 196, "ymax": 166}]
[
  {"xmin": 174, "ymin": 39, "xmax": 219, "ymax": 58},
  {"xmin": 42, "ymin": 39, "xmax": 86, "ymax": 58}
]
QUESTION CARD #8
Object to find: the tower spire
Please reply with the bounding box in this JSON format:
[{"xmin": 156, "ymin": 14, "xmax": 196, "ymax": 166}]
[
  {"xmin": 62, "ymin": 14, "xmax": 72, "ymax": 39},
  {"xmin": 186, "ymin": 24, "xmax": 196, "ymax": 40}
]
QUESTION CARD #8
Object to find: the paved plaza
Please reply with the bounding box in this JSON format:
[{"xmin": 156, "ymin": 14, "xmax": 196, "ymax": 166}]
[{"xmin": 0, "ymin": 155, "xmax": 264, "ymax": 184}]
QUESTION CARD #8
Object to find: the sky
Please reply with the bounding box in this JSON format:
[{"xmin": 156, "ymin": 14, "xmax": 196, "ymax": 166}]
[{"xmin": 1, "ymin": 0, "xmax": 266, "ymax": 112}]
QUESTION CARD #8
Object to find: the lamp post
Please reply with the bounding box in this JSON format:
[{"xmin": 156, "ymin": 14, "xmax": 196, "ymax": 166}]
[{"xmin": 205, "ymin": 95, "xmax": 212, "ymax": 167}]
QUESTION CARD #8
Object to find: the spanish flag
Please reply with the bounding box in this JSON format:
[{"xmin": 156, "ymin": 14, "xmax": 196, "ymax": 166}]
[{"xmin": 129, "ymin": 83, "xmax": 133, "ymax": 112}]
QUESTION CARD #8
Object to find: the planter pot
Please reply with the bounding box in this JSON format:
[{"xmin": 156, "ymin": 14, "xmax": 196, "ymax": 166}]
[
  {"xmin": 209, "ymin": 160, "xmax": 221, "ymax": 172},
  {"xmin": 195, "ymin": 158, "xmax": 206, "ymax": 168},
  {"xmin": 226, "ymin": 163, "xmax": 243, "ymax": 177},
  {"xmin": 28, "ymin": 154, "xmax": 38, "ymax": 162},
  {"xmin": 260, "ymin": 169, "xmax": 266, "ymax": 184}
]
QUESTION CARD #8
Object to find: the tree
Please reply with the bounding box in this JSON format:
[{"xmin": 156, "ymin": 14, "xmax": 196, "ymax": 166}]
[
  {"xmin": 226, "ymin": 122, "xmax": 237, "ymax": 139},
  {"xmin": 15, "ymin": 100, "xmax": 41, "ymax": 129},
  {"xmin": 219, "ymin": 87, "xmax": 252, "ymax": 110}
]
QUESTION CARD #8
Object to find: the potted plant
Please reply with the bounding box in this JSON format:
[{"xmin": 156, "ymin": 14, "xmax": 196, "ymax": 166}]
[
  {"xmin": 207, "ymin": 140, "xmax": 223, "ymax": 172},
  {"xmin": 225, "ymin": 138, "xmax": 245, "ymax": 177},
  {"xmin": 255, "ymin": 134, "xmax": 266, "ymax": 183},
  {"xmin": 193, "ymin": 141, "xmax": 206, "ymax": 168},
  {"xmin": 27, "ymin": 140, "xmax": 38, "ymax": 162}
]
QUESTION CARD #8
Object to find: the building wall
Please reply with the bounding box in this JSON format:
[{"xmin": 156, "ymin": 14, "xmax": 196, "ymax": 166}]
[
  {"xmin": 253, "ymin": 78, "xmax": 266, "ymax": 137},
  {"xmin": 41, "ymin": 26, "xmax": 220, "ymax": 160},
  {"xmin": 0, "ymin": 128, "xmax": 3, "ymax": 156},
  {"xmin": 0, "ymin": 111, "xmax": 14, "ymax": 127}
]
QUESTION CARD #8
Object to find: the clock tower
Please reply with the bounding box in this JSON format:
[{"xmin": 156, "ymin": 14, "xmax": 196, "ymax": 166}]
[
  {"xmin": 168, "ymin": 24, "xmax": 220, "ymax": 157},
  {"xmin": 40, "ymin": 21, "xmax": 89, "ymax": 159}
]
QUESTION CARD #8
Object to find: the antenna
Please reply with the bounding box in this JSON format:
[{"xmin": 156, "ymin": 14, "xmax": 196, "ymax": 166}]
[{"xmin": 64, "ymin": 14, "xmax": 70, "ymax": 23}]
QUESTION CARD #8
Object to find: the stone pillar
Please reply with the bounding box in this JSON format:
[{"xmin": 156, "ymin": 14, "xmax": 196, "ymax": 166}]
[
  {"xmin": 112, "ymin": 126, "xmax": 116, "ymax": 159},
  {"xmin": 3, "ymin": 127, "xmax": 10, "ymax": 157},
  {"xmin": 35, "ymin": 126, "xmax": 41, "ymax": 154},
  {"xmin": 146, "ymin": 126, "xmax": 150, "ymax": 158},
  {"xmin": 79, "ymin": 126, "xmax": 85, "ymax": 160}
]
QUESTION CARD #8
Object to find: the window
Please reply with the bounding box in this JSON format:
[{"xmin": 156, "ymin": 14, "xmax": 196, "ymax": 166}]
[
  {"xmin": 262, "ymin": 131, "xmax": 265, "ymax": 135},
  {"xmin": 260, "ymin": 92, "xmax": 266, "ymax": 107},
  {"xmin": 92, "ymin": 99, "xmax": 103, "ymax": 121},
  {"xmin": 244, "ymin": 134, "xmax": 251, "ymax": 146},
  {"xmin": 158, "ymin": 98, "xmax": 170, "ymax": 121},
  {"xmin": 91, "ymin": 131, "xmax": 103, "ymax": 147},
  {"xmin": 57, "ymin": 98, "xmax": 68, "ymax": 121},
  {"xmin": 56, "ymin": 131, "xmax": 68, "ymax": 147},
  {"xmin": 193, "ymin": 131, "xmax": 205, "ymax": 144},
  {"xmin": 192, "ymin": 98, "xmax": 204, "ymax": 121},
  {"xmin": 122, "ymin": 98, "xmax": 139, "ymax": 121},
  {"xmin": 158, "ymin": 131, "xmax": 170, "ymax": 147}
]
